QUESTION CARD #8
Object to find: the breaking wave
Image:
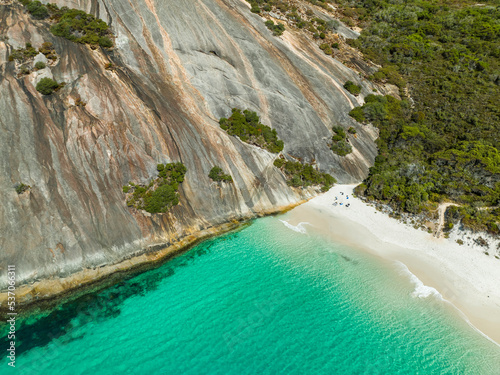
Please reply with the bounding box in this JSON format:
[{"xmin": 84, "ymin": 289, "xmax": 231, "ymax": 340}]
[
  {"xmin": 397, "ymin": 262, "xmax": 442, "ymax": 299},
  {"xmin": 279, "ymin": 220, "xmax": 311, "ymax": 234}
]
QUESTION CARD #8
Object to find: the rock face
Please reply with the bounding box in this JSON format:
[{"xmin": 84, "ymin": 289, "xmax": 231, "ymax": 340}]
[{"xmin": 0, "ymin": 0, "xmax": 378, "ymax": 292}]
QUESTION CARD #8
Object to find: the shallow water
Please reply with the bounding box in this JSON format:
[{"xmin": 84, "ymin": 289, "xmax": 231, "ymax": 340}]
[{"xmin": 2, "ymin": 216, "xmax": 500, "ymax": 374}]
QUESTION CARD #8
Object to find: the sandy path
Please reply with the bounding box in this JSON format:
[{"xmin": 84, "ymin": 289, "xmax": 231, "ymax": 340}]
[{"xmin": 435, "ymin": 202, "xmax": 459, "ymax": 238}]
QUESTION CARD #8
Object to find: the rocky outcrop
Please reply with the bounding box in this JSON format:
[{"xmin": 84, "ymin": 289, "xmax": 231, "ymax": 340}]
[{"xmin": 0, "ymin": 0, "xmax": 378, "ymax": 297}]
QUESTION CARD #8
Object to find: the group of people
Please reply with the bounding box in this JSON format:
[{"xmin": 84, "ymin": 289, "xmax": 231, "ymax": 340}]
[{"xmin": 332, "ymin": 192, "xmax": 351, "ymax": 208}]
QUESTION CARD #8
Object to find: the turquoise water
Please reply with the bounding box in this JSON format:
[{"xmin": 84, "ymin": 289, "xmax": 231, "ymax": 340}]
[{"xmin": 2, "ymin": 216, "xmax": 500, "ymax": 374}]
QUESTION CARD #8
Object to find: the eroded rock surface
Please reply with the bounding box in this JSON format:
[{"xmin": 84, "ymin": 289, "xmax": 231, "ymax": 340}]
[{"xmin": 0, "ymin": 0, "xmax": 378, "ymax": 292}]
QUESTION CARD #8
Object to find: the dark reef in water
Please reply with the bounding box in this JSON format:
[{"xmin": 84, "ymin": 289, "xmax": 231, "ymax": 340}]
[{"xmin": 0, "ymin": 234, "xmax": 227, "ymax": 356}]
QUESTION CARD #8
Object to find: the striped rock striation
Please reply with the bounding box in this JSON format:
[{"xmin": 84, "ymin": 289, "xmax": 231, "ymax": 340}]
[{"xmin": 0, "ymin": 0, "xmax": 379, "ymax": 302}]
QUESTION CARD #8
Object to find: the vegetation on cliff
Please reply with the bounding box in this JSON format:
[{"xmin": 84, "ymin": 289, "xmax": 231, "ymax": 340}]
[
  {"xmin": 36, "ymin": 78, "xmax": 60, "ymax": 95},
  {"xmin": 265, "ymin": 20, "xmax": 286, "ymax": 36},
  {"xmin": 209, "ymin": 166, "xmax": 233, "ymax": 183},
  {"xmin": 219, "ymin": 109, "xmax": 284, "ymax": 153},
  {"xmin": 9, "ymin": 41, "xmax": 56, "ymax": 62},
  {"xmin": 330, "ymin": 125, "xmax": 353, "ymax": 156},
  {"xmin": 8, "ymin": 41, "xmax": 57, "ymax": 78},
  {"xmin": 245, "ymin": 0, "xmax": 343, "ymax": 56},
  {"xmin": 15, "ymin": 183, "xmax": 30, "ymax": 195},
  {"xmin": 343, "ymin": 80, "xmax": 361, "ymax": 96},
  {"xmin": 18, "ymin": 0, "xmax": 113, "ymax": 48},
  {"xmin": 344, "ymin": 0, "xmax": 499, "ymax": 233},
  {"xmin": 274, "ymin": 158, "xmax": 336, "ymax": 192},
  {"xmin": 8, "ymin": 42, "xmax": 38, "ymax": 62},
  {"xmin": 123, "ymin": 163, "xmax": 187, "ymax": 214}
]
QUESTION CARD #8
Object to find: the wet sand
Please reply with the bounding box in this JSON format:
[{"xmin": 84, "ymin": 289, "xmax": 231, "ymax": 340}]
[{"xmin": 284, "ymin": 185, "xmax": 500, "ymax": 346}]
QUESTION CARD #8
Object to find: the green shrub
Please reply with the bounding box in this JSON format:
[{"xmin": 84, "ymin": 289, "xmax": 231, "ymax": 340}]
[
  {"xmin": 348, "ymin": 127, "xmax": 357, "ymax": 134},
  {"xmin": 265, "ymin": 20, "xmax": 285, "ymax": 36},
  {"xmin": 330, "ymin": 126, "xmax": 352, "ymax": 156},
  {"xmin": 276, "ymin": 160, "xmax": 336, "ymax": 192},
  {"xmin": 8, "ymin": 43, "xmax": 38, "ymax": 62},
  {"xmin": 38, "ymin": 42, "xmax": 54, "ymax": 55},
  {"xmin": 26, "ymin": 1, "xmax": 49, "ymax": 19},
  {"xmin": 36, "ymin": 77, "xmax": 59, "ymax": 95},
  {"xmin": 19, "ymin": 1, "xmax": 114, "ymax": 47},
  {"xmin": 125, "ymin": 163, "xmax": 187, "ymax": 213},
  {"xmin": 331, "ymin": 140, "xmax": 352, "ymax": 156},
  {"xmin": 349, "ymin": 107, "xmax": 366, "ymax": 123},
  {"xmin": 343, "ymin": 80, "xmax": 361, "ymax": 96},
  {"xmin": 326, "ymin": 20, "xmax": 340, "ymax": 31},
  {"xmin": 219, "ymin": 109, "xmax": 284, "ymax": 153},
  {"xmin": 332, "ymin": 126, "xmax": 346, "ymax": 139},
  {"xmin": 144, "ymin": 184, "xmax": 178, "ymax": 213},
  {"xmin": 209, "ymin": 166, "xmax": 233, "ymax": 182},
  {"xmin": 98, "ymin": 36, "xmax": 113, "ymax": 48},
  {"xmin": 15, "ymin": 183, "xmax": 30, "ymax": 194},
  {"xmin": 34, "ymin": 61, "xmax": 46, "ymax": 70},
  {"xmin": 250, "ymin": 3, "xmax": 261, "ymax": 13},
  {"xmin": 19, "ymin": 65, "xmax": 31, "ymax": 75},
  {"xmin": 273, "ymin": 158, "xmax": 285, "ymax": 168}
]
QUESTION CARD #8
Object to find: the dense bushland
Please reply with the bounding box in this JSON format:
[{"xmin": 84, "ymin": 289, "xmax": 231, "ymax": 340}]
[{"xmin": 344, "ymin": 0, "xmax": 499, "ymax": 233}]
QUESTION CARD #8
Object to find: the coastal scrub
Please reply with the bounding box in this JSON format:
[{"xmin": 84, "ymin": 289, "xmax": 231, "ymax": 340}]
[{"xmin": 124, "ymin": 163, "xmax": 187, "ymax": 214}]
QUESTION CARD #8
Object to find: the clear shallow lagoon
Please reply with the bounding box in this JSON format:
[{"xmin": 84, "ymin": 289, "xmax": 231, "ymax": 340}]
[{"xmin": 2, "ymin": 216, "xmax": 500, "ymax": 374}]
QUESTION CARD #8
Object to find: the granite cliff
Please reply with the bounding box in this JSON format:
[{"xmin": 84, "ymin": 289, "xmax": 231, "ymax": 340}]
[{"xmin": 0, "ymin": 0, "xmax": 380, "ymax": 305}]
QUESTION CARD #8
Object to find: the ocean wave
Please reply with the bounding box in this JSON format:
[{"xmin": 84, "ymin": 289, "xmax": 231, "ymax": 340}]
[
  {"xmin": 279, "ymin": 220, "xmax": 311, "ymax": 234},
  {"xmin": 397, "ymin": 263, "xmax": 442, "ymax": 299}
]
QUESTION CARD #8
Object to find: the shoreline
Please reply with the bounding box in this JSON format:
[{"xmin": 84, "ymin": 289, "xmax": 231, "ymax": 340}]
[
  {"xmin": 0, "ymin": 199, "xmax": 308, "ymax": 318},
  {"xmin": 285, "ymin": 184, "xmax": 500, "ymax": 346}
]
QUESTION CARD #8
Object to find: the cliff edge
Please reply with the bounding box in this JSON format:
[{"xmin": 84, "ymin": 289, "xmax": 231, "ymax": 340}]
[{"xmin": 0, "ymin": 0, "xmax": 378, "ymax": 299}]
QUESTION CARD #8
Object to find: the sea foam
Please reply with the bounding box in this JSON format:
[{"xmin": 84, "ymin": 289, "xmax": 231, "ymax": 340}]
[
  {"xmin": 397, "ymin": 262, "xmax": 442, "ymax": 299},
  {"xmin": 279, "ymin": 220, "xmax": 311, "ymax": 234}
]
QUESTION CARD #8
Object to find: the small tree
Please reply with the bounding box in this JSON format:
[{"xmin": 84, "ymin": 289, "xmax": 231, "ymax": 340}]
[
  {"xmin": 36, "ymin": 78, "xmax": 59, "ymax": 95},
  {"xmin": 250, "ymin": 3, "xmax": 261, "ymax": 13},
  {"xmin": 19, "ymin": 65, "xmax": 30, "ymax": 75},
  {"xmin": 15, "ymin": 183, "xmax": 30, "ymax": 194},
  {"xmin": 343, "ymin": 81, "xmax": 361, "ymax": 96},
  {"xmin": 326, "ymin": 20, "xmax": 340, "ymax": 31},
  {"xmin": 35, "ymin": 61, "xmax": 46, "ymax": 70},
  {"xmin": 27, "ymin": 1, "xmax": 49, "ymax": 19},
  {"xmin": 209, "ymin": 166, "xmax": 233, "ymax": 182},
  {"xmin": 98, "ymin": 37, "xmax": 113, "ymax": 48}
]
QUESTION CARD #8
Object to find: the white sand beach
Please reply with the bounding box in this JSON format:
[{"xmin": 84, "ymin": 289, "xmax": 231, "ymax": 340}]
[{"xmin": 286, "ymin": 184, "xmax": 500, "ymax": 346}]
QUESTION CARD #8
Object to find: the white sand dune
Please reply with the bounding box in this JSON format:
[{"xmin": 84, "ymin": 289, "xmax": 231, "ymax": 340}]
[{"xmin": 286, "ymin": 184, "xmax": 500, "ymax": 346}]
